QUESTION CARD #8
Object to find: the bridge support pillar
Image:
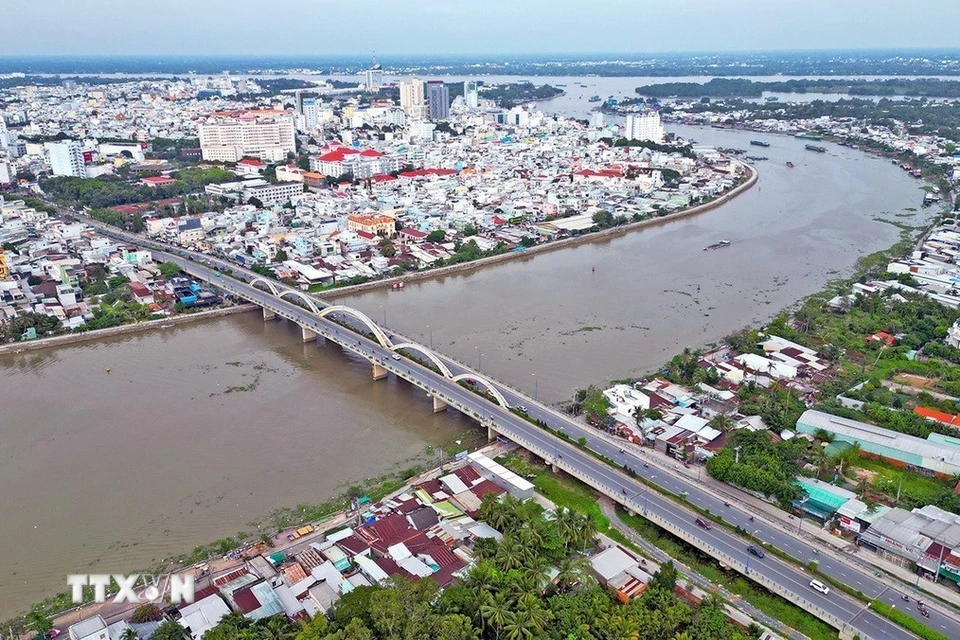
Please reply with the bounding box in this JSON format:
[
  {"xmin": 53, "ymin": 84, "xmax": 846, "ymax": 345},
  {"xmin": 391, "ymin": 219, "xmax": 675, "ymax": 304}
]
[
  {"xmin": 487, "ymin": 425, "xmax": 497, "ymax": 442},
  {"xmin": 262, "ymin": 307, "xmax": 276, "ymax": 321},
  {"xmin": 432, "ymin": 396, "xmax": 447, "ymax": 413},
  {"xmin": 300, "ymin": 326, "xmax": 317, "ymax": 343},
  {"xmin": 372, "ymin": 363, "xmax": 388, "ymax": 381}
]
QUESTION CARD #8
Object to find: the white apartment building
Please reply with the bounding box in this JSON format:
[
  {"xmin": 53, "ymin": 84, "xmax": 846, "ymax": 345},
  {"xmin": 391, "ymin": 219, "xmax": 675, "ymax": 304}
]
[
  {"xmin": 624, "ymin": 111, "xmax": 664, "ymax": 143},
  {"xmin": 45, "ymin": 140, "xmax": 86, "ymax": 177},
  {"xmin": 365, "ymin": 66, "xmax": 384, "ymax": 91},
  {"xmin": 198, "ymin": 110, "xmax": 296, "ymax": 162},
  {"xmin": 399, "ymin": 79, "xmax": 426, "ymax": 119},
  {"xmin": 463, "ymin": 81, "xmax": 479, "ymax": 109},
  {"xmin": 241, "ymin": 181, "xmax": 304, "ymax": 206}
]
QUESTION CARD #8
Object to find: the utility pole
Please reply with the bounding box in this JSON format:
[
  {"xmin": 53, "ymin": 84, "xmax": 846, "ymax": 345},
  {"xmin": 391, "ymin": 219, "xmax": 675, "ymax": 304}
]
[
  {"xmin": 532, "ymin": 372, "xmax": 538, "ymax": 401},
  {"xmin": 734, "ymin": 445, "xmax": 742, "ymax": 464}
]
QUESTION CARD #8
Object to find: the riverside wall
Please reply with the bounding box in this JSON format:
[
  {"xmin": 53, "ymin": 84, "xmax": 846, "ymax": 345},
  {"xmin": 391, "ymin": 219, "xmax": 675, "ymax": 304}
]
[{"xmin": 0, "ymin": 304, "xmax": 258, "ymax": 356}]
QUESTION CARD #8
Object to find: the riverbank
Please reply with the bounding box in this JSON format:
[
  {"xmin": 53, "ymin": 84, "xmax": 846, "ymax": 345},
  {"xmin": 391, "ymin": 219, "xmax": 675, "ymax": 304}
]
[
  {"xmin": 322, "ymin": 161, "xmax": 758, "ymax": 299},
  {"xmin": 0, "ymin": 304, "xmax": 257, "ymax": 357}
]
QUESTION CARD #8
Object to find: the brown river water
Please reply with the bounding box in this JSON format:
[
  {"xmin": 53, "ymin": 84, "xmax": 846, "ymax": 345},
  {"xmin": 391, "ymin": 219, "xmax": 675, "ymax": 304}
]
[{"xmin": 0, "ymin": 123, "xmax": 933, "ymax": 617}]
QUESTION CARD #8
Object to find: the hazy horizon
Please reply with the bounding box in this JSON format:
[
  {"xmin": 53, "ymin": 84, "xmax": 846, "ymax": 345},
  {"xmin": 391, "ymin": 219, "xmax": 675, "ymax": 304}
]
[{"xmin": 7, "ymin": 1, "xmax": 960, "ymax": 57}]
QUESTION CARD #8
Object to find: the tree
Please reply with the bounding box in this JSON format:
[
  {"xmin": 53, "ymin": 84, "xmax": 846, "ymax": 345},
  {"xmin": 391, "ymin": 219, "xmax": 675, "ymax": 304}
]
[
  {"xmin": 480, "ymin": 591, "xmax": 513, "ymax": 640},
  {"xmin": 427, "ymin": 229, "xmax": 447, "ymax": 243},
  {"xmin": 709, "ymin": 413, "xmax": 733, "ymax": 431},
  {"xmin": 247, "ymin": 196, "xmax": 264, "ymax": 208},
  {"xmin": 275, "ymin": 248, "xmax": 289, "ymax": 262},
  {"xmin": 294, "ymin": 614, "xmax": 328, "ymax": 640},
  {"xmin": 581, "ymin": 385, "xmax": 612, "ymax": 422},
  {"xmin": 131, "ymin": 602, "xmax": 163, "ymax": 623},
  {"xmin": 25, "ymin": 608, "xmax": 53, "ymax": 640},
  {"xmin": 152, "ymin": 620, "xmax": 187, "ymax": 640},
  {"xmin": 157, "ymin": 262, "xmax": 182, "ymax": 279},
  {"xmin": 120, "ymin": 628, "xmax": 139, "ymax": 640}
]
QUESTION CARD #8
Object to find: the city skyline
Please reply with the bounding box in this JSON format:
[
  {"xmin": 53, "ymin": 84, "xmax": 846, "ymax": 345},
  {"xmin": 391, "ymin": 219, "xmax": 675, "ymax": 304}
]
[{"xmin": 6, "ymin": 0, "xmax": 960, "ymax": 56}]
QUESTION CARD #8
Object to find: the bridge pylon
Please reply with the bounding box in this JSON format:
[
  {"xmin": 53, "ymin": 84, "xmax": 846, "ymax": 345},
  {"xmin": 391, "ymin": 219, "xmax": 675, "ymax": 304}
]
[
  {"xmin": 372, "ymin": 363, "xmax": 388, "ymax": 380},
  {"xmin": 262, "ymin": 307, "xmax": 276, "ymax": 321}
]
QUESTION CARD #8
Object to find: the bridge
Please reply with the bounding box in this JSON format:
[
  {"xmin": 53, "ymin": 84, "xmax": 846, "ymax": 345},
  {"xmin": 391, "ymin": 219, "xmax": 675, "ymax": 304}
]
[{"xmin": 73, "ymin": 214, "xmax": 959, "ymax": 640}]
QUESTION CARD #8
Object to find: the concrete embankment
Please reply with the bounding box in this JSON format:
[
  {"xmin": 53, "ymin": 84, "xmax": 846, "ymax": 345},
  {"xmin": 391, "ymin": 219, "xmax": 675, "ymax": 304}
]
[
  {"xmin": 0, "ymin": 304, "xmax": 258, "ymax": 357},
  {"xmin": 323, "ymin": 162, "xmax": 758, "ymax": 299}
]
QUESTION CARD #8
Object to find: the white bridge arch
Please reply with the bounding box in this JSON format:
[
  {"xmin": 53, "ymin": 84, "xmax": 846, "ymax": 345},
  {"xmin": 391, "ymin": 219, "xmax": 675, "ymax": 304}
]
[
  {"xmin": 450, "ymin": 374, "xmax": 510, "ymax": 408},
  {"xmin": 389, "ymin": 343, "xmax": 454, "ymax": 378},
  {"xmin": 317, "ymin": 305, "xmax": 392, "ymax": 348},
  {"xmin": 278, "ymin": 290, "xmax": 321, "ymax": 315},
  {"xmin": 250, "ymin": 277, "xmax": 281, "ymax": 297}
]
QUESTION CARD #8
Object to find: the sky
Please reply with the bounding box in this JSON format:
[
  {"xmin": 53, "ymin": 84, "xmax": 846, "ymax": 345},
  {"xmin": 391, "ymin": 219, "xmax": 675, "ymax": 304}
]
[{"xmin": 5, "ymin": 0, "xmax": 960, "ymax": 57}]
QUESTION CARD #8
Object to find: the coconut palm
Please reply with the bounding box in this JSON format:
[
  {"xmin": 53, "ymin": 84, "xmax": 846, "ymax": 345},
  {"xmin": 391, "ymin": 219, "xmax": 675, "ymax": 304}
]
[
  {"xmin": 709, "ymin": 413, "xmax": 733, "ymax": 431},
  {"xmin": 25, "ymin": 609, "xmax": 53, "ymax": 640},
  {"xmin": 120, "ymin": 628, "xmax": 139, "ymax": 640},
  {"xmin": 479, "ymin": 591, "xmax": 513, "ymax": 640},
  {"xmin": 503, "ymin": 594, "xmax": 552, "ymax": 640},
  {"xmin": 553, "ymin": 556, "xmax": 589, "ymax": 593}
]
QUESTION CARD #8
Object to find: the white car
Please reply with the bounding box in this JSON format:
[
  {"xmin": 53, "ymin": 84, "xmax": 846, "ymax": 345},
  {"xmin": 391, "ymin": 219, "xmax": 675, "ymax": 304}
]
[
  {"xmin": 392, "ymin": 354, "xmax": 402, "ymax": 361},
  {"xmin": 809, "ymin": 580, "xmax": 830, "ymax": 595}
]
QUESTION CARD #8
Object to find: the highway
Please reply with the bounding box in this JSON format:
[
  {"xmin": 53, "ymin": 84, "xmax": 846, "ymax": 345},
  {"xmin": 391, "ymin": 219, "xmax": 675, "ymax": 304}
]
[{"xmin": 71, "ymin": 215, "xmax": 953, "ymax": 639}]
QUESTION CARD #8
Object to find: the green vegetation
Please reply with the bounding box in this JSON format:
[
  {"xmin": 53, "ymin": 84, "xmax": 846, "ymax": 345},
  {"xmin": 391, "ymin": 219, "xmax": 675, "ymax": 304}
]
[
  {"xmin": 426, "ymin": 229, "xmax": 447, "ymax": 243},
  {"xmin": 706, "ymin": 430, "xmax": 804, "ymax": 508},
  {"xmin": 870, "ymin": 601, "xmax": 950, "ymax": 640},
  {"xmin": 38, "ymin": 166, "xmax": 236, "ymax": 209},
  {"xmin": 0, "ymin": 311, "xmax": 62, "ymax": 342}
]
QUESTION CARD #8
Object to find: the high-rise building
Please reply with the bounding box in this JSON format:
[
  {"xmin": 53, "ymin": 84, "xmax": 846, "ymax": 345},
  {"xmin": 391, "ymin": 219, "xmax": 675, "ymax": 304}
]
[
  {"xmin": 45, "ymin": 140, "xmax": 86, "ymax": 177},
  {"xmin": 399, "ymin": 79, "xmax": 426, "ymax": 119},
  {"xmin": 425, "ymin": 81, "xmax": 450, "ymax": 121},
  {"xmin": 293, "ymin": 92, "xmax": 319, "ymax": 130},
  {"xmin": 365, "ymin": 64, "xmax": 384, "ymax": 91},
  {"xmin": 590, "ymin": 112, "xmax": 604, "ymax": 129},
  {"xmin": 463, "ymin": 81, "xmax": 479, "ymax": 109},
  {"xmin": 198, "ymin": 110, "xmax": 297, "ymax": 162},
  {"xmin": 624, "ymin": 111, "xmax": 664, "ymax": 143},
  {"xmin": 0, "ymin": 118, "xmax": 9, "ymax": 148}
]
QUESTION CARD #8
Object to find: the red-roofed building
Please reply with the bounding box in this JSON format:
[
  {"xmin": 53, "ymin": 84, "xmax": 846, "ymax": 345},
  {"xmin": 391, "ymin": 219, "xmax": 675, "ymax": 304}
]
[
  {"xmin": 235, "ymin": 158, "xmax": 265, "ymax": 175},
  {"xmin": 312, "ymin": 147, "xmax": 400, "ymax": 178},
  {"xmin": 140, "ymin": 176, "xmax": 176, "ymax": 187},
  {"xmin": 400, "ymin": 228, "xmax": 428, "ymax": 243},
  {"xmin": 914, "ymin": 406, "xmax": 960, "ymax": 427}
]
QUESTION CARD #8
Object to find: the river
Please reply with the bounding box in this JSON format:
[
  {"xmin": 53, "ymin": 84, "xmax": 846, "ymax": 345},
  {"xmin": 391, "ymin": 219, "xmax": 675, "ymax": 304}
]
[{"xmin": 0, "ymin": 94, "xmax": 935, "ymax": 619}]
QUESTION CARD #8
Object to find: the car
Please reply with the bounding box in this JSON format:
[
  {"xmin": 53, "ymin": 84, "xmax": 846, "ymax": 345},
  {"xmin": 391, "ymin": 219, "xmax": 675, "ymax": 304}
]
[
  {"xmin": 747, "ymin": 545, "xmax": 764, "ymax": 558},
  {"xmin": 392, "ymin": 354, "xmax": 402, "ymax": 360},
  {"xmin": 517, "ymin": 405, "xmax": 528, "ymax": 412},
  {"xmin": 695, "ymin": 517, "xmax": 712, "ymax": 530},
  {"xmin": 809, "ymin": 580, "xmax": 830, "ymax": 595}
]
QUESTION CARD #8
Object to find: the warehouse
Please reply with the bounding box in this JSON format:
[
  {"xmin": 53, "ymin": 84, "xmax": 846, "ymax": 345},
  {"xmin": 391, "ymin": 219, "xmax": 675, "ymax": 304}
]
[{"xmin": 795, "ymin": 410, "xmax": 960, "ymax": 477}]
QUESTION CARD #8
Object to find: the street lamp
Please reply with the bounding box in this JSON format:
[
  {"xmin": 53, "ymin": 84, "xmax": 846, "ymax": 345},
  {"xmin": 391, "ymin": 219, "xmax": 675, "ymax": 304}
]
[
  {"xmin": 797, "ymin": 496, "xmax": 809, "ymax": 534},
  {"xmin": 380, "ymin": 304, "xmax": 386, "ymax": 325},
  {"xmin": 532, "ymin": 372, "xmax": 538, "ymax": 401},
  {"xmin": 475, "ymin": 346, "xmax": 483, "ymax": 371},
  {"xmin": 427, "ymin": 324, "xmax": 432, "ymax": 348}
]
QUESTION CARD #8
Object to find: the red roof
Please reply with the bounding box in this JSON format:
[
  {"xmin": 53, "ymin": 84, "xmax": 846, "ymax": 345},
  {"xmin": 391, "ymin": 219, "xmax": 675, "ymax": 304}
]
[
  {"xmin": 400, "ymin": 228, "xmax": 427, "ymax": 239},
  {"xmin": 356, "ymin": 230, "xmax": 376, "ymax": 240},
  {"xmin": 141, "ymin": 176, "xmax": 176, "ymax": 185},
  {"xmin": 232, "ymin": 585, "xmax": 262, "ymax": 614},
  {"xmin": 317, "ymin": 148, "xmax": 362, "ymax": 162},
  {"xmin": 373, "ymin": 174, "xmax": 398, "ymax": 183},
  {"xmin": 360, "ymin": 149, "xmax": 384, "ymax": 157},
  {"xmin": 238, "ymin": 158, "xmax": 264, "ymax": 167},
  {"xmin": 491, "ymin": 216, "xmax": 507, "ymax": 225},
  {"xmin": 914, "ymin": 406, "xmax": 960, "ymax": 426}
]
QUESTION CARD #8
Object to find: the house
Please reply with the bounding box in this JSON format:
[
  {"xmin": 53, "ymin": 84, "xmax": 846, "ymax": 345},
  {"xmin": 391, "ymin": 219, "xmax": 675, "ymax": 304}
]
[
  {"xmin": 589, "ymin": 545, "xmax": 653, "ymax": 602},
  {"xmin": 128, "ymin": 281, "xmax": 155, "ymax": 305},
  {"xmin": 140, "ymin": 176, "xmax": 176, "ymax": 188},
  {"xmin": 347, "ymin": 214, "xmax": 396, "ymax": 237},
  {"xmin": 178, "ymin": 586, "xmax": 232, "ymax": 639},
  {"xmin": 69, "ymin": 616, "xmax": 108, "ymax": 640}
]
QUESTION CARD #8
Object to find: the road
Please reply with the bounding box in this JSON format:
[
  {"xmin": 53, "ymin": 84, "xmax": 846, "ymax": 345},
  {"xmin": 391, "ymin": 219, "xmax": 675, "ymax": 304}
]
[{"xmin": 71, "ymin": 215, "xmax": 950, "ymax": 639}]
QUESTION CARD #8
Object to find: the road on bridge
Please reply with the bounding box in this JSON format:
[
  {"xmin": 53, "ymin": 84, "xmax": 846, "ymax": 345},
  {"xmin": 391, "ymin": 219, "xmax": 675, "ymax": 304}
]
[{"xmin": 72, "ymin": 214, "xmax": 957, "ymax": 639}]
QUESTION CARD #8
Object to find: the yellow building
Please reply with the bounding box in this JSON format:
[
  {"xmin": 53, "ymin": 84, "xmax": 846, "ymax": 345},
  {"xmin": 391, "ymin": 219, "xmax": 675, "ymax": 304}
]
[
  {"xmin": 347, "ymin": 214, "xmax": 395, "ymax": 237},
  {"xmin": 0, "ymin": 249, "xmax": 8, "ymax": 281}
]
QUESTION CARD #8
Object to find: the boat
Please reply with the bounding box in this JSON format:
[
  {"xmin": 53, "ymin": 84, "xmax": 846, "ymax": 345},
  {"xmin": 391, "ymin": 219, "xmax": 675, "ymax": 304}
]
[
  {"xmin": 786, "ymin": 161, "xmax": 795, "ymax": 168},
  {"xmin": 703, "ymin": 240, "xmax": 731, "ymax": 251},
  {"xmin": 750, "ymin": 140, "xmax": 771, "ymax": 147},
  {"xmin": 795, "ymin": 133, "xmax": 823, "ymax": 141},
  {"xmin": 588, "ymin": 95, "xmax": 601, "ymax": 102},
  {"xmin": 391, "ymin": 281, "xmax": 405, "ymax": 290},
  {"xmin": 745, "ymin": 156, "xmax": 768, "ymax": 162},
  {"xmin": 805, "ymin": 144, "xmax": 827, "ymax": 153},
  {"xmin": 765, "ymin": 96, "xmax": 779, "ymax": 102}
]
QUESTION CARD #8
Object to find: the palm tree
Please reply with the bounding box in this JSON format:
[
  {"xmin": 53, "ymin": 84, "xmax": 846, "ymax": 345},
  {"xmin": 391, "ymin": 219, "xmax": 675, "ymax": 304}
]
[
  {"xmin": 495, "ymin": 535, "xmax": 527, "ymax": 571},
  {"xmin": 709, "ymin": 413, "xmax": 733, "ymax": 432},
  {"xmin": 503, "ymin": 594, "xmax": 551, "ymax": 640},
  {"xmin": 553, "ymin": 556, "xmax": 589, "ymax": 593},
  {"xmin": 479, "ymin": 591, "xmax": 513, "ymax": 640},
  {"xmin": 120, "ymin": 628, "xmax": 139, "ymax": 640},
  {"xmin": 672, "ymin": 632, "xmax": 693, "ymax": 640}
]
